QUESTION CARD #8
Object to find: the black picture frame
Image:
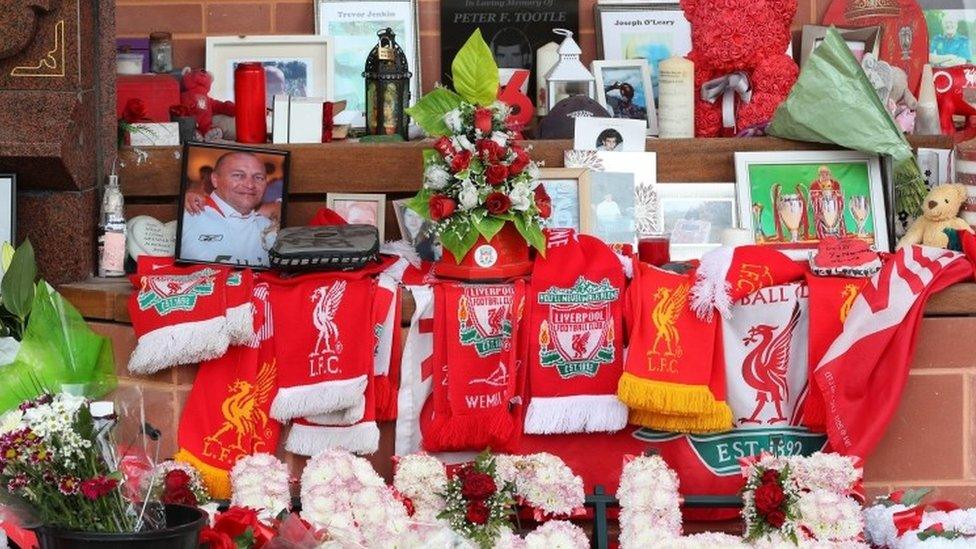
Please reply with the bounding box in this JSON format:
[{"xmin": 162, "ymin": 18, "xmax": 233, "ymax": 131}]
[
  {"xmin": 175, "ymin": 141, "xmax": 290, "ymax": 269},
  {"xmin": 0, "ymin": 174, "xmax": 15, "ymax": 245}
]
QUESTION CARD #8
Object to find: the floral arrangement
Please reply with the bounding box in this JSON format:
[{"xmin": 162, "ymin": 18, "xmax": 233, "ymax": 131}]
[
  {"xmin": 438, "ymin": 450, "xmax": 517, "ymax": 548},
  {"xmin": 393, "ymin": 453, "xmax": 448, "ymax": 521},
  {"xmin": 406, "ymin": 30, "xmax": 549, "ymax": 262},
  {"xmin": 524, "ymin": 520, "xmax": 589, "ymax": 549},
  {"xmin": 495, "ymin": 453, "xmax": 585, "ymax": 518},
  {"xmin": 141, "ymin": 460, "xmax": 210, "ymax": 507},
  {"xmin": 230, "ymin": 453, "xmax": 291, "ymax": 519},
  {"xmin": 617, "ymin": 454, "xmax": 683, "ymax": 548},
  {"xmin": 198, "ymin": 506, "xmax": 333, "ymax": 549},
  {"xmin": 0, "ymin": 393, "xmax": 133, "ymax": 533},
  {"xmin": 863, "ymin": 489, "xmax": 976, "ymax": 548},
  {"xmin": 742, "ymin": 453, "xmax": 863, "ymax": 546},
  {"xmin": 300, "ymin": 449, "xmax": 410, "ymax": 546}
]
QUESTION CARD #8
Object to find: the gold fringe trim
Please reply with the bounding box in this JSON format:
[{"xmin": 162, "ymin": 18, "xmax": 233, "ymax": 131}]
[
  {"xmin": 629, "ymin": 406, "xmax": 733, "ymax": 434},
  {"xmin": 174, "ymin": 448, "xmax": 231, "ymax": 500},
  {"xmin": 617, "ymin": 372, "xmax": 728, "ymax": 416}
]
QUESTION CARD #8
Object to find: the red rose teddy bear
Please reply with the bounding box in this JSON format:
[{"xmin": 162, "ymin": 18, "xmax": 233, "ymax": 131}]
[
  {"xmin": 180, "ymin": 67, "xmax": 236, "ymax": 141},
  {"xmin": 680, "ymin": 0, "xmax": 799, "ymax": 137}
]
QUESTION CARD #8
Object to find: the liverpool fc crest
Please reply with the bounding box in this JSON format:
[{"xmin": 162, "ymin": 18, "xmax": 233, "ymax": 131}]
[
  {"xmin": 458, "ymin": 286, "xmax": 515, "ymax": 357},
  {"xmin": 537, "ymin": 277, "xmax": 618, "ymax": 378},
  {"xmin": 137, "ymin": 270, "xmax": 217, "ymax": 315}
]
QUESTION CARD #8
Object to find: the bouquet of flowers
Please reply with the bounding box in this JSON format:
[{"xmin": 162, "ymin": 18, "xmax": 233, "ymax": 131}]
[
  {"xmin": 393, "ymin": 453, "xmax": 448, "ymax": 521},
  {"xmin": 406, "ymin": 30, "xmax": 550, "ymax": 263},
  {"xmin": 495, "ymin": 453, "xmax": 585, "ymax": 519},
  {"xmin": 617, "ymin": 454, "xmax": 682, "ymax": 548},
  {"xmin": 0, "ymin": 392, "xmax": 133, "ymax": 533},
  {"xmin": 230, "ymin": 453, "xmax": 291, "ymax": 520},
  {"xmin": 438, "ymin": 450, "xmax": 517, "ymax": 548},
  {"xmin": 141, "ymin": 460, "xmax": 210, "ymax": 507},
  {"xmin": 863, "ymin": 489, "xmax": 976, "ymax": 548}
]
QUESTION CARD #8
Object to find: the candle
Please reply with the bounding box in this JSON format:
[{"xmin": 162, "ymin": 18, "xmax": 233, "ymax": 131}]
[
  {"xmin": 535, "ymin": 42, "xmax": 559, "ymax": 116},
  {"xmin": 116, "ymin": 53, "xmax": 143, "ymax": 75},
  {"xmin": 638, "ymin": 235, "xmax": 671, "ymax": 266},
  {"xmin": 657, "ymin": 56, "xmax": 695, "ymax": 138},
  {"xmin": 234, "ymin": 62, "xmax": 268, "ymax": 144}
]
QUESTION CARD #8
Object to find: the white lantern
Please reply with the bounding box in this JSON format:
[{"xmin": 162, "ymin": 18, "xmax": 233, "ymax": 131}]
[{"xmin": 545, "ymin": 29, "xmax": 595, "ymax": 111}]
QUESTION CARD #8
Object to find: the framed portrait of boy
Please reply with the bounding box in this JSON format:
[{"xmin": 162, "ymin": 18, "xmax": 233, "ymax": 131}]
[
  {"xmin": 592, "ymin": 59, "xmax": 658, "ymax": 135},
  {"xmin": 327, "ymin": 193, "xmax": 387, "ymax": 241},
  {"xmin": 734, "ymin": 150, "xmax": 888, "ymax": 259},
  {"xmin": 176, "ymin": 142, "xmax": 290, "ymax": 268},
  {"xmin": 539, "ymin": 168, "xmax": 590, "ymax": 232}
]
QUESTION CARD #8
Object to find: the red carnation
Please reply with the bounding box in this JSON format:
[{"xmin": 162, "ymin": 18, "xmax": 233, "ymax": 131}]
[
  {"xmin": 508, "ymin": 146, "xmax": 530, "ymax": 176},
  {"xmin": 434, "ymin": 136, "xmax": 455, "ymax": 158},
  {"xmin": 753, "ymin": 482, "xmax": 784, "ymax": 515},
  {"xmin": 80, "ymin": 475, "xmax": 118, "ymax": 501},
  {"xmin": 213, "ymin": 507, "xmax": 261, "ymax": 539},
  {"xmin": 534, "ymin": 186, "xmax": 552, "ymax": 218},
  {"xmin": 485, "ymin": 164, "xmax": 509, "ymax": 186},
  {"xmin": 473, "ymin": 108, "xmax": 493, "ymax": 134},
  {"xmin": 476, "ymin": 139, "xmax": 504, "ymax": 163},
  {"xmin": 465, "ymin": 500, "xmax": 490, "ymax": 525},
  {"xmin": 450, "ymin": 150, "xmax": 473, "ymax": 172},
  {"xmin": 428, "ymin": 195, "xmax": 457, "ymax": 221},
  {"xmin": 765, "ymin": 509, "xmax": 786, "ymax": 528},
  {"xmin": 164, "ymin": 469, "xmax": 191, "ymax": 491},
  {"xmin": 121, "ymin": 98, "xmax": 149, "ymax": 124},
  {"xmin": 461, "ymin": 472, "xmax": 497, "ymax": 500},
  {"xmin": 485, "ymin": 192, "xmax": 511, "ymax": 215}
]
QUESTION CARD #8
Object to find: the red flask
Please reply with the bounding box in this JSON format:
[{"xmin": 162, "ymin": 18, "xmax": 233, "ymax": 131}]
[{"xmin": 234, "ymin": 62, "xmax": 267, "ymax": 143}]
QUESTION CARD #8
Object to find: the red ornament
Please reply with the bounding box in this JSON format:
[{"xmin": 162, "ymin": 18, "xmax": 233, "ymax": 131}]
[
  {"xmin": 497, "ymin": 69, "xmax": 533, "ymax": 138},
  {"xmin": 933, "ymin": 65, "xmax": 976, "ymax": 138}
]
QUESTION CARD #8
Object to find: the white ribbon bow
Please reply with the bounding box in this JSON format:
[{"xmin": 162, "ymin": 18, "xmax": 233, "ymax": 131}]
[{"xmin": 701, "ymin": 71, "xmax": 753, "ymax": 131}]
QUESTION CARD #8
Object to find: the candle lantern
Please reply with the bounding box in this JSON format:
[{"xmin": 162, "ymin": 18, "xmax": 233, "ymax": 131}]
[
  {"xmin": 545, "ymin": 29, "xmax": 595, "ymax": 111},
  {"xmin": 363, "ymin": 28, "xmax": 412, "ymax": 139}
]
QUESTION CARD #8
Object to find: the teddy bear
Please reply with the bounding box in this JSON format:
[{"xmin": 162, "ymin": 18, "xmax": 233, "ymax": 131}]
[
  {"xmin": 180, "ymin": 67, "xmax": 235, "ymax": 141},
  {"xmin": 680, "ymin": 0, "xmax": 799, "ymax": 137},
  {"xmin": 861, "ymin": 54, "xmax": 917, "ymax": 133},
  {"xmin": 897, "ymin": 183, "xmax": 973, "ymax": 249}
]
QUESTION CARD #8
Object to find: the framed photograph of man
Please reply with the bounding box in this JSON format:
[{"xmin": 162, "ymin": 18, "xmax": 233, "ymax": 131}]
[
  {"xmin": 573, "ymin": 117, "xmax": 647, "ymax": 152},
  {"xmin": 595, "ymin": 3, "xmax": 691, "ymax": 102},
  {"xmin": 800, "ymin": 25, "xmax": 880, "ymax": 66},
  {"xmin": 176, "ymin": 142, "xmax": 290, "ymax": 268},
  {"xmin": 584, "ymin": 171, "xmax": 637, "ymax": 246},
  {"xmin": 206, "ymin": 36, "xmax": 334, "ymax": 103},
  {"xmin": 327, "ymin": 193, "xmax": 387, "ymax": 241},
  {"xmin": 316, "ymin": 0, "xmax": 420, "ymax": 128},
  {"xmin": 592, "ymin": 59, "xmax": 658, "ymax": 135},
  {"xmin": 921, "ymin": 2, "xmax": 976, "ymax": 67},
  {"xmin": 657, "ymin": 183, "xmax": 736, "ymax": 260},
  {"xmin": 439, "ymin": 0, "xmax": 578, "ymax": 104},
  {"xmin": 734, "ymin": 151, "xmax": 888, "ymax": 259},
  {"xmin": 539, "ymin": 168, "xmax": 589, "ymax": 231}
]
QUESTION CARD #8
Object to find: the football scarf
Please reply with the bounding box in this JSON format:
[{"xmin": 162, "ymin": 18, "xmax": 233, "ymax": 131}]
[
  {"xmin": 394, "ymin": 285, "xmax": 435, "ymax": 455},
  {"xmin": 619, "ymin": 262, "xmax": 732, "ymax": 433},
  {"xmin": 811, "ymin": 245, "xmax": 972, "ymax": 457},
  {"xmin": 128, "ymin": 262, "xmax": 235, "ymax": 375},
  {"xmin": 174, "ymin": 282, "xmax": 278, "ymax": 498},
  {"xmin": 421, "ymin": 280, "xmax": 525, "ymax": 452},
  {"xmin": 285, "ymin": 377, "xmax": 380, "ymax": 456},
  {"xmin": 690, "ymin": 245, "xmax": 807, "ymax": 321},
  {"xmin": 524, "ymin": 230, "xmax": 629, "ymax": 434}
]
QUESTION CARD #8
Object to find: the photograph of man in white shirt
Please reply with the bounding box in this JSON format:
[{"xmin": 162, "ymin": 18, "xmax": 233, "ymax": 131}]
[{"xmin": 179, "ymin": 150, "xmax": 281, "ymax": 267}]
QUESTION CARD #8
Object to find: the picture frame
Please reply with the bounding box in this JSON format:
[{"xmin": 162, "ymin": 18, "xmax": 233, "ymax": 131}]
[
  {"xmin": 566, "ymin": 150, "xmax": 661, "ymax": 237},
  {"xmin": 921, "ymin": 4, "xmax": 976, "ymax": 67},
  {"xmin": 205, "ymin": 35, "xmax": 335, "ymax": 103},
  {"xmin": 594, "ymin": 3, "xmax": 691, "ymax": 102},
  {"xmin": 592, "ymin": 59, "xmax": 658, "ymax": 135},
  {"xmin": 0, "ymin": 175, "xmax": 15, "ymax": 246},
  {"xmin": 176, "ymin": 142, "xmax": 290, "ymax": 268},
  {"xmin": 392, "ymin": 198, "xmax": 440, "ymax": 261},
  {"xmin": 657, "ymin": 183, "xmax": 737, "ymax": 260},
  {"xmin": 538, "ymin": 167, "xmax": 590, "ymax": 232},
  {"xmin": 327, "ymin": 193, "xmax": 387, "ymax": 241},
  {"xmin": 800, "ymin": 25, "xmax": 881, "ymax": 66},
  {"xmin": 573, "ymin": 117, "xmax": 647, "ymax": 152},
  {"xmin": 315, "ymin": 0, "xmax": 420, "ymax": 128},
  {"xmin": 734, "ymin": 150, "xmax": 888, "ymax": 259}
]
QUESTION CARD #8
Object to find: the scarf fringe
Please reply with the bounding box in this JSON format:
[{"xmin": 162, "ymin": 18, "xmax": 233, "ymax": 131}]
[
  {"xmin": 373, "ymin": 375, "xmax": 398, "ymax": 422},
  {"xmin": 524, "ymin": 395, "xmax": 629, "ymax": 434},
  {"xmin": 628, "ymin": 406, "xmax": 733, "ymax": 434},
  {"xmin": 617, "ymin": 372, "xmax": 729, "ymax": 417},
  {"xmin": 690, "ymin": 246, "xmax": 735, "ymax": 321},
  {"xmin": 270, "ymin": 375, "xmax": 368, "ymax": 421},
  {"xmin": 306, "ymin": 396, "xmax": 366, "ymax": 426},
  {"xmin": 285, "ymin": 421, "xmax": 380, "ymax": 456},
  {"xmin": 425, "ymin": 410, "xmax": 514, "ymax": 452},
  {"xmin": 128, "ymin": 316, "xmax": 231, "ymax": 375},
  {"xmin": 174, "ymin": 447, "xmax": 231, "ymax": 499},
  {"xmin": 225, "ymin": 302, "xmax": 255, "ymax": 346}
]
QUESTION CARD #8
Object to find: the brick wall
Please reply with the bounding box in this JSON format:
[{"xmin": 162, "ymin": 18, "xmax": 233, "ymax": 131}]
[{"xmin": 116, "ymin": 0, "xmax": 835, "ymax": 94}]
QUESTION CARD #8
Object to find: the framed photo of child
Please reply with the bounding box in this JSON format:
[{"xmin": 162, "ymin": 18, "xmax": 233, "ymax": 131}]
[
  {"xmin": 592, "ymin": 59, "xmax": 658, "ymax": 135},
  {"xmin": 327, "ymin": 193, "xmax": 387, "ymax": 241}
]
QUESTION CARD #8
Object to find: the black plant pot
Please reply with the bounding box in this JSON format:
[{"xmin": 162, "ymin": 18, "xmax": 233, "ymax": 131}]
[{"xmin": 33, "ymin": 504, "xmax": 207, "ymax": 549}]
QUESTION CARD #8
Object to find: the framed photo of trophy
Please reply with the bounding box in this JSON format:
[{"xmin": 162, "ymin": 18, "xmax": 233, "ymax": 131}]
[{"xmin": 734, "ymin": 151, "xmax": 888, "ymax": 259}]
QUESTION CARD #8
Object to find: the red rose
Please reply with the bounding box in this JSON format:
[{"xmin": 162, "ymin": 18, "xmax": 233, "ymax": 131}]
[
  {"xmin": 761, "ymin": 470, "xmax": 779, "ymax": 484},
  {"xmin": 485, "ymin": 192, "xmax": 511, "ymax": 215},
  {"xmin": 461, "ymin": 472, "xmax": 497, "ymax": 500},
  {"xmin": 164, "ymin": 469, "xmax": 191, "ymax": 491},
  {"xmin": 121, "ymin": 98, "xmax": 148, "ymax": 123},
  {"xmin": 199, "ymin": 526, "xmax": 235, "ymax": 549},
  {"xmin": 473, "ymin": 108, "xmax": 493, "ymax": 134},
  {"xmin": 508, "ymin": 146, "xmax": 530, "ymax": 176},
  {"xmin": 765, "ymin": 509, "xmax": 786, "ymax": 528},
  {"xmin": 465, "ymin": 500, "xmax": 490, "ymax": 525},
  {"xmin": 450, "ymin": 150, "xmax": 473, "ymax": 172},
  {"xmin": 213, "ymin": 507, "xmax": 261, "ymax": 539},
  {"xmin": 476, "ymin": 139, "xmax": 504, "ymax": 163},
  {"xmin": 485, "ymin": 164, "xmax": 509, "ymax": 186},
  {"xmin": 80, "ymin": 476, "xmax": 118, "ymax": 501},
  {"xmin": 428, "ymin": 195, "xmax": 457, "ymax": 221},
  {"xmin": 753, "ymin": 482, "xmax": 785, "ymax": 514},
  {"xmin": 164, "ymin": 485, "xmax": 199, "ymax": 506},
  {"xmin": 534, "ymin": 186, "xmax": 552, "ymax": 218},
  {"xmin": 434, "ymin": 136, "xmax": 455, "ymax": 158}
]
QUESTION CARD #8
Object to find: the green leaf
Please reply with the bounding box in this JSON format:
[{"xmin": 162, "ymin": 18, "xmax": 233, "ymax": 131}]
[
  {"xmin": 475, "ymin": 216, "xmax": 506, "ymax": 241},
  {"xmin": 2, "ymin": 241, "xmax": 36, "ymax": 320},
  {"xmin": 512, "ymin": 215, "xmax": 546, "ymax": 255},
  {"xmin": 440, "ymin": 221, "xmax": 480, "ymax": 263},
  {"xmin": 451, "ymin": 29, "xmax": 499, "ymax": 106},
  {"xmin": 899, "ymin": 488, "xmax": 932, "ymax": 507},
  {"xmin": 406, "ymin": 189, "xmax": 433, "ymax": 219},
  {"xmin": 406, "ymin": 87, "xmax": 463, "ymax": 136}
]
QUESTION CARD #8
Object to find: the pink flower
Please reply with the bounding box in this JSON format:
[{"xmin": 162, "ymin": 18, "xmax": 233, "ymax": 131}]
[
  {"xmin": 7, "ymin": 473, "xmax": 27, "ymax": 492},
  {"xmin": 59, "ymin": 475, "xmax": 80, "ymax": 495}
]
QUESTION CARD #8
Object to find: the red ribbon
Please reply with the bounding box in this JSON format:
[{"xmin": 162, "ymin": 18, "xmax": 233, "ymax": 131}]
[
  {"xmin": 322, "ymin": 102, "xmax": 335, "ymax": 143},
  {"xmin": 893, "ymin": 501, "xmax": 960, "ymax": 536}
]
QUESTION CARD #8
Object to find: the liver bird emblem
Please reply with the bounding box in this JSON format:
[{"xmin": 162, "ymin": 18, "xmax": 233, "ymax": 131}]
[
  {"xmin": 839, "ymin": 283, "xmax": 860, "ymax": 323},
  {"xmin": 205, "ymin": 360, "xmax": 277, "ymax": 453},
  {"xmin": 739, "ymin": 303, "xmax": 800, "ymax": 425},
  {"xmin": 310, "ymin": 280, "xmax": 346, "ymax": 358},
  {"xmin": 571, "ymin": 332, "xmax": 591, "ymax": 359},
  {"xmin": 651, "ymin": 284, "xmax": 690, "ymax": 357},
  {"xmin": 487, "ymin": 306, "xmax": 505, "ymax": 334}
]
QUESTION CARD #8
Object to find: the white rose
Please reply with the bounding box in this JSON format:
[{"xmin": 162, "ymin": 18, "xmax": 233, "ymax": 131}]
[
  {"xmin": 424, "ymin": 163, "xmax": 452, "ymax": 190},
  {"xmin": 509, "ymin": 182, "xmax": 532, "ymax": 211},
  {"xmin": 452, "ymin": 135, "xmax": 475, "ymax": 152},
  {"xmin": 459, "ymin": 181, "xmax": 479, "ymax": 211},
  {"xmin": 491, "ymin": 131, "xmax": 510, "ymax": 148},
  {"xmin": 443, "ymin": 109, "xmax": 463, "ymax": 132},
  {"xmin": 526, "ymin": 162, "xmax": 540, "ymax": 181}
]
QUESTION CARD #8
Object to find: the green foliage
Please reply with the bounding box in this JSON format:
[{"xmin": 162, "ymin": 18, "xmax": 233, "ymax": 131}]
[
  {"xmin": 512, "ymin": 214, "xmax": 546, "ymax": 256},
  {"xmin": 451, "ymin": 30, "xmax": 499, "ymax": 107},
  {"xmin": 406, "ymin": 87, "xmax": 464, "ymax": 137},
  {"xmin": 1, "ymin": 241, "xmax": 36, "ymax": 339},
  {"xmin": 439, "ymin": 219, "xmax": 480, "ymax": 263}
]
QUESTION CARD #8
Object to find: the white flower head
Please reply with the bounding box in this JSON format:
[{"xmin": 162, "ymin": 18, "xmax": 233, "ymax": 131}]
[
  {"xmin": 491, "ymin": 131, "xmax": 510, "ymax": 148},
  {"xmin": 424, "ymin": 163, "xmax": 452, "ymax": 190},
  {"xmin": 459, "ymin": 181, "xmax": 479, "ymax": 211},
  {"xmin": 452, "ymin": 135, "xmax": 475, "ymax": 152},
  {"xmin": 509, "ymin": 182, "xmax": 532, "ymax": 211},
  {"xmin": 444, "ymin": 109, "xmax": 463, "ymax": 133}
]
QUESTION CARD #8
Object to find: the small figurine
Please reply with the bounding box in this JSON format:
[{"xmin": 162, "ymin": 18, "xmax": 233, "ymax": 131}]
[
  {"xmin": 861, "ymin": 54, "xmax": 917, "ymax": 133},
  {"xmin": 897, "ymin": 183, "xmax": 973, "ymax": 249},
  {"xmin": 179, "ymin": 67, "xmax": 236, "ymax": 141}
]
